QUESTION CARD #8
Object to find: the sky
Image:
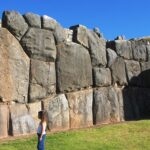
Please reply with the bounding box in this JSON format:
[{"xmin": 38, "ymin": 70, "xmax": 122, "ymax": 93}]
[{"xmin": 0, "ymin": 0, "xmax": 150, "ymax": 40}]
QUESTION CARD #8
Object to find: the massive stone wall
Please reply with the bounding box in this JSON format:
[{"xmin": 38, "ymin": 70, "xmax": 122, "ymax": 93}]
[{"xmin": 0, "ymin": 10, "xmax": 150, "ymax": 138}]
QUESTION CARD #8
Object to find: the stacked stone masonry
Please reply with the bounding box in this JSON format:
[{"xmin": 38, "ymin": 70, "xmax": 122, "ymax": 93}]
[{"xmin": 0, "ymin": 10, "xmax": 149, "ymax": 138}]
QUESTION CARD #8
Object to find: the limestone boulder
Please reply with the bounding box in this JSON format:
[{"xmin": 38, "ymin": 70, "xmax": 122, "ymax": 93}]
[
  {"xmin": 21, "ymin": 28, "xmax": 56, "ymax": 62},
  {"xmin": 93, "ymin": 87, "xmax": 121, "ymax": 124},
  {"xmin": 2, "ymin": 11, "xmax": 28, "ymax": 40},
  {"xmin": 42, "ymin": 15, "xmax": 66, "ymax": 44},
  {"xmin": 131, "ymin": 39, "xmax": 147, "ymax": 61},
  {"xmin": 141, "ymin": 61, "xmax": 150, "ymax": 71},
  {"xmin": 106, "ymin": 48, "xmax": 118, "ymax": 67},
  {"xmin": 70, "ymin": 25, "xmax": 107, "ymax": 67},
  {"xmin": 24, "ymin": 13, "xmax": 41, "ymax": 28},
  {"xmin": 108, "ymin": 87, "xmax": 120, "ymax": 122},
  {"xmin": 115, "ymin": 87, "xmax": 124, "ymax": 121},
  {"xmin": 88, "ymin": 31, "xmax": 107, "ymax": 67},
  {"xmin": 110, "ymin": 57, "xmax": 127, "ymax": 86},
  {"xmin": 64, "ymin": 28, "xmax": 73, "ymax": 42},
  {"xmin": 93, "ymin": 67, "xmax": 111, "ymax": 87},
  {"xmin": 42, "ymin": 94, "xmax": 69, "ymax": 131},
  {"xmin": 56, "ymin": 42, "xmax": 93, "ymax": 92},
  {"xmin": 0, "ymin": 28, "xmax": 30, "ymax": 103},
  {"xmin": 93, "ymin": 87, "xmax": 111, "ymax": 124},
  {"xmin": 0, "ymin": 104, "xmax": 9, "ymax": 138},
  {"xmin": 10, "ymin": 104, "xmax": 36, "ymax": 136},
  {"xmin": 70, "ymin": 25, "xmax": 89, "ymax": 48},
  {"xmin": 29, "ymin": 59, "xmax": 56, "ymax": 102},
  {"xmin": 27, "ymin": 101, "xmax": 42, "ymax": 128},
  {"xmin": 66, "ymin": 89, "xmax": 93, "ymax": 128},
  {"xmin": 107, "ymin": 40, "xmax": 132, "ymax": 59},
  {"xmin": 122, "ymin": 87, "xmax": 141, "ymax": 120},
  {"xmin": 125, "ymin": 60, "xmax": 141, "ymax": 86},
  {"xmin": 42, "ymin": 15, "xmax": 57, "ymax": 30},
  {"xmin": 137, "ymin": 61, "xmax": 150, "ymax": 87}
]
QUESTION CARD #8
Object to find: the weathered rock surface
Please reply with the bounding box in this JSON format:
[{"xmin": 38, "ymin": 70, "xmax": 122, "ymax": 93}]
[
  {"xmin": 56, "ymin": 42, "xmax": 93, "ymax": 92},
  {"xmin": 27, "ymin": 101, "xmax": 42, "ymax": 128},
  {"xmin": 0, "ymin": 10, "xmax": 150, "ymax": 138},
  {"xmin": 131, "ymin": 39, "xmax": 147, "ymax": 61},
  {"xmin": 108, "ymin": 87, "xmax": 120, "ymax": 122},
  {"xmin": 2, "ymin": 11, "xmax": 28, "ymax": 40},
  {"xmin": 93, "ymin": 67, "xmax": 111, "ymax": 87},
  {"xmin": 0, "ymin": 104, "xmax": 9, "ymax": 138},
  {"xmin": 93, "ymin": 87, "xmax": 121, "ymax": 124},
  {"xmin": 66, "ymin": 89, "xmax": 93, "ymax": 128},
  {"xmin": 106, "ymin": 48, "xmax": 118, "ymax": 67},
  {"xmin": 0, "ymin": 28, "xmax": 30, "ymax": 102},
  {"xmin": 93, "ymin": 87, "xmax": 111, "ymax": 124},
  {"xmin": 64, "ymin": 28, "xmax": 73, "ymax": 42},
  {"xmin": 42, "ymin": 15, "xmax": 66, "ymax": 44},
  {"xmin": 24, "ymin": 13, "xmax": 41, "ymax": 28},
  {"xmin": 115, "ymin": 87, "xmax": 124, "ymax": 121},
  {"xmin": 125, "ymin": 60, "xmax": 141, "ymax": 85},
  {"xmin": 42, "ymin": 15, "xmax": 57, "ymax": 30},
  {"xmin": 10, "ymin": 104, "xmax": 36, "ymax": 136},
  {"xmin": 70, "ymin": 25, "xmax": 107, "ymax": 67},
  {"xmin": 135, "ymin": 61, "xmax": 150, "ymax": 87},
  {"xmin": 107, "ymin": 40, "xmax": 132, "ymax": 59},
  {"xmin": 122, "ymin": 87, "xmax": 150, "ymax": 120},
  {"xmin": 29, "ymin": 59, "xmax": 56, "ymax": 102},
  {"xmin": 21, "ymin": 28, "xmax": 56, "ymax": 62},
  {"xmin": 110, "ymin": 57, "xmax": 127, "ymax": 85},
  {"xmin": 42, "ymin": 94, "xmax": 69, "ymax": 131}
]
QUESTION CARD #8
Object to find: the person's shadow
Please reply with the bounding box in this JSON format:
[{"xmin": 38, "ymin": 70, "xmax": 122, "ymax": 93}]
[{"xmin": 123, "ymin": 69, "xmax": 150, "ymax": 120}]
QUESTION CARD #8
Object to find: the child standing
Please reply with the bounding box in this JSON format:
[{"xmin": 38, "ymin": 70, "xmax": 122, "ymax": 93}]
[{"xmin": 37, "ymin": 110, "xmax": 47, "ymax": 150}]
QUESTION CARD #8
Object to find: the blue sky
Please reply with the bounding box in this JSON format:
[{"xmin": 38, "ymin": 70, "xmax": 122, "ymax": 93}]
[{"xmin": 0, "ymin": 0, "xmax": 150, "ymax": 40}]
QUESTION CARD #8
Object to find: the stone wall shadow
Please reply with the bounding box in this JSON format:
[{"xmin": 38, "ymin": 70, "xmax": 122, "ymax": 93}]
[{"xmin": 123, "ymin": 70, "xmax": 150, "ymax": 121}]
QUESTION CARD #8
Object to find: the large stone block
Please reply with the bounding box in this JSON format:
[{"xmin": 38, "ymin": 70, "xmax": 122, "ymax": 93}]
[
  {"xmin": 70, "ymin": 25, "xmax": 107, "ymax": 67},
  {"xmin": 0, "ymin": 28, "xmax": 30, "ymax": 103},
  {"xmin": 27, "ymin": 101, "xmax": 42, "ymax": 128},
  {"xmin": 66, "ymin": 89, "xmax": 93, "ymax": 128},
  {"xmin": 107, "ymin": 40, "xmax": 132, "ymax": 59},
  {"xmin": 21, "ymin": 28, "xmax": 56, "ymax": 62},
  {"xmin": 108, "ymin": 87, "xmax": 120, "ymax": 122},
  {"xmin": 93, "ymin": 87, "xmax": 120, "ymax": 125},
  {"xmin": 70, "ymin": 25, "xmax": 89, "ymax": 48},
  {"xmin": 115, "ymin": 87, "xmax": 124, "ymax": 121},
  {"xmin": 93, "ymin": 67, "xmax": 111, "ymax": 87},
  {"xmin": 106, "ymin": 48, "xmax": 117, "ymax": 67},
  {"xmin": 122, "ymin": 87, "xmax": 144, "ymax": 120},
  {"xmin": 2, "ymin": 11, "xmax": 28, "ymax": 40},
  {"xmin": 10, "ymin": 104, "xmax": 36, "ymax": 136},
  {"xmin": 56, "ymin": 42, "xmax": 93, "ymax": 92},
  {"xmin": 42, "ymin": 15, "xmax": 66, "ymax": 44},
  {"xmin": 24, "ymin": 13, "xmax": 41, "ymax": 28},
  {"xmin": 131, "ymin": 39, "xmax": 147, "ymax": 61},
  {"xmin": 125, "ymin": 60, "xmax": 141, "ymax": 86},
  {"xmin": 139, "ymin": 61, "xmax": 150, "ymax": 87},
  {"xmin": 42, "ymin": 94, "xmax": 69, "ymax": 131},
  {"xmin": 110, "ymin": 57, "xmax": 127, "ymax": 86},
  {"xmin": 64, "ymin": 28, "xmax": 73, "ymax": 42},
  {"xmin": 93, "ymin": 87, "xmax": 111, "ymax": 124},
  {"xmin": 0, "ymin": 104, "xmax": 9, "ymax": 138},
  {"xmin": 29, "ymin": 59, "xmax": 56, "ymax": 102}
]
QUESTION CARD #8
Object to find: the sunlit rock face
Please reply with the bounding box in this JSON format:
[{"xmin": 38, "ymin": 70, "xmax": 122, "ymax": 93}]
[{"xmin": 0, "ymin": 10, "xmax": 149, "ymax": 138}]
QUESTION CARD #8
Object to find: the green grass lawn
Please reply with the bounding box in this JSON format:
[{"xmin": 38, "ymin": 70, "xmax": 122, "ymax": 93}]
[{"xmin": 0, "ymin": 120, "xmax": 150, "ymax": 150}]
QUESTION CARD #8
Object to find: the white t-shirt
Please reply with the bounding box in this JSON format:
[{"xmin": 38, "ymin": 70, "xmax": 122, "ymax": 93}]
[{"xmin": 37, "ymin": 122, "xmax": 46, "ymax": 135}]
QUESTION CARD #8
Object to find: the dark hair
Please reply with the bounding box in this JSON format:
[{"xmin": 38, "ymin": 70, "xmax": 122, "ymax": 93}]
[{"xmin": 38, "ymin": 110, "xmax": 48, "ymax": 123}]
